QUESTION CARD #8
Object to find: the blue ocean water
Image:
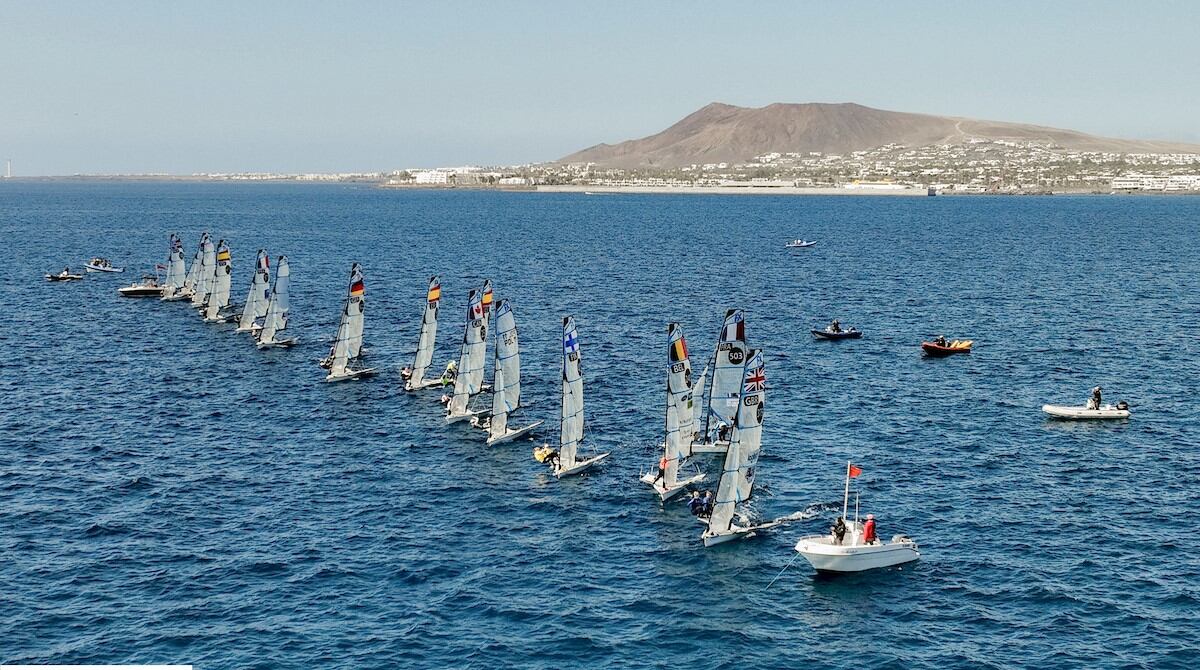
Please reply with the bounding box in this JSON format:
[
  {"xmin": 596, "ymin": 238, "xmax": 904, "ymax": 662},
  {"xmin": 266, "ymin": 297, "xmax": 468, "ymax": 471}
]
[{"xmin": 1, "ymin": 182, "xmax": 1198, "ymax": 669}]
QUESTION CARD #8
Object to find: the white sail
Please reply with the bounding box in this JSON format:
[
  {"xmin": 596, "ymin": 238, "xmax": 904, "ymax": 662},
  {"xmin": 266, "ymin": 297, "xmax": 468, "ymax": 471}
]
[
  {"xmin": 408, "ymin": 275, "xmax": 441, "ymax": 387},
  {"xmin": 190, "ymin": 234, "xmax": 215, "ymax": 307},
  {"xmin": 257, "ymin": 255, "xmax": 292, "ymax": 345},
  {"xmin": 489, "ymin": 365, "xmax": 509, "ymax": 440},
  {"xmin": 685, "ymin": 361, "xmax": 708, "ymax": 446},
  {"xmin": 559, "ymin": 316, "xmax": 584, "ymax": 469},
  {"xmin": 662, "ymin": 322, "xmax": 694, "ymax": 486},
  {"xmin": 494, "ymin": 299, "xmax": 521, "ymax": 412},
  {"xmin": 703, "ymin": 309, "xmax": 747, "ymax": 440},
  {"xmin": 707, "ymin": 349, "xmax": 765, "ymax": 537},
  {"xmin": 236, "ymin": 249, "xmax": 270, "ymax": 331},
  {"xmin": 204, "ymin": 239, "xmax": 232, "ymax": 321},
  {"xmin": 327, "ymin": 263, "xmax": 366, "ymax": 378},
  {"xmin": 447, "ymin": 289, "xmax": 486, "ymax": 419},
  {"xmin": 161, "ymin": 234, "xmax": 187, "ymax": 299},
  {"xmin": 473, "ymin": 279, "xmax": 492, "ymax": 389}
]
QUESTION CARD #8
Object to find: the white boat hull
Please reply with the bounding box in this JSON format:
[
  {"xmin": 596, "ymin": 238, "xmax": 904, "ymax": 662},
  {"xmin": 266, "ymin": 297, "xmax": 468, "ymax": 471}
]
[
  {"xmin": 556, "ymin": 452, "xmax": 610, "ymax": 478},
  {"xmin": 405, "ymin": 378, "xmax": 446, "ymax": 392},
  {"xmin": 257, "ymin": 337, "xmax": 298, "ymax": 349},
  {"xmin": 1042, "ymin": 404, "xmax": 1130, "ymax": 420},
  {"xmin": 45, "ymin": 274, "xmax": 83, "ymax": 282},
  {"xmin": 118, "ymin": 286, "xmax": 163, "ymax": 297},
  {"xmin": 160, "ymin": 292, "xmax": 191, "ymax": 301},
  {"xmin": 325, "ymin": 367, "xmax": 377, "ymax": 382},
  {"xmin": 795, "ymin": 535, "xmax": 920, "ymax": 572},
  {"xmin": 86, "ymin": 265, "xmax": 124, "ymax": 273},
  {"xmin": 689, "ymin": 440, "xmax": 730, "ymax": 454},
  {"xmin": 702, "ymin": 526, "xmax": 755, "ymax": 547},
  {"xmin": 639, "ymin": 471, "xmax": 706, "ymax": 502},
  {"xmin": 486, "ymin": 420, "xmax": 544, "ymax": 447},
  {"xmin": 445, "ymin": 408, "xmax": 487, "ymax": 424}
]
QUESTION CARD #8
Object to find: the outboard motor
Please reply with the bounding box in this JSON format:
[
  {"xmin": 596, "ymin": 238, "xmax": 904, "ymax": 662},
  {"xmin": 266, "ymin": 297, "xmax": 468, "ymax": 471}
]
[{"xmin": 1116, "ymin": 400, "xmax": 1129, "ymax": 411}]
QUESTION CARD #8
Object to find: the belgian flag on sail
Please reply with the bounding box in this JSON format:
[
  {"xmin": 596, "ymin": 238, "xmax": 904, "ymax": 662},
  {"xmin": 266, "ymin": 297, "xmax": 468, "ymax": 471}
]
[{"xmin": 670, "ymin": 335, "xmax": 688, "ymax": 363}]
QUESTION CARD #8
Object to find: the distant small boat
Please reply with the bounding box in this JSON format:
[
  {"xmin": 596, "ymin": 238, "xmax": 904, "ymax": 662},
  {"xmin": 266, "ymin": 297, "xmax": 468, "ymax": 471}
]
[
  {"xmin": 812, "ymin": 328, "xmax": 862, "ymax": 340},
  {"xmin": 785, "ymin": 239, "xmax": 817, "ymax": 248},
  {"xmin": 256, "ymin": 255, "xmax": 297, "ymax": 349},
  {"xmin": 1043, "ymin": 403, "xmax": 1130, "ymax": 420},
  {"xmin": 324, "ymin": 262, "xmax": 376, "ymax": 382},
  {"xmin": 45, "ymin": 270, "xmax": 82, "ymax": 282},
  {"xmin": 921, "ymin": 339, "xmax": 973, "ymax": 356},
  {"xmin": 117, "ymin": 275, "xmax": 163, "ymax": 297},
  {"xmin": 85, "ymin": 258, "xmax": 123, "ymax": 273},
  {"xmin": 544, "ymin": 316, "xmax": 609, "ymax": 478}
]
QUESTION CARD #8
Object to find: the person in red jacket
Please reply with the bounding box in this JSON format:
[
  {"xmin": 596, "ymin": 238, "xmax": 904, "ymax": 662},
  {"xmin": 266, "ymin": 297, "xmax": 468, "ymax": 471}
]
[{"xmin": 863, "ymin": 514, "xmax": 877, "ymax": 544}]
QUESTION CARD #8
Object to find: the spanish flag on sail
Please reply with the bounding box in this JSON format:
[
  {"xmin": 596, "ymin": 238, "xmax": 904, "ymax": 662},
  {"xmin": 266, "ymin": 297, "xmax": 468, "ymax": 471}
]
[
  {"xmin": 427, "ymin": 276, "xmax": 441, "ymax": 302},
  {"xmin": 669, "ymin": 335, "xmax": 688, "ymax": 363}
]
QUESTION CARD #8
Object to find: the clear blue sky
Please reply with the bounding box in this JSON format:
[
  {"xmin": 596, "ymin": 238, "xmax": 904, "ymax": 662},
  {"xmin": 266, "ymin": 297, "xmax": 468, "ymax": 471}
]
[{"xmin": 2, "ymin": 1, "xmax": 1197, "ymax": 175}]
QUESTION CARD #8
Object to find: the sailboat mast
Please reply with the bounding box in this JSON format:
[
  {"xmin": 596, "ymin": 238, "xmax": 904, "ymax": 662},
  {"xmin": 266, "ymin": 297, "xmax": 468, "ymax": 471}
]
[{"xmin": 842, "ymin": 460, "xmax": 851, "ymax": 522}]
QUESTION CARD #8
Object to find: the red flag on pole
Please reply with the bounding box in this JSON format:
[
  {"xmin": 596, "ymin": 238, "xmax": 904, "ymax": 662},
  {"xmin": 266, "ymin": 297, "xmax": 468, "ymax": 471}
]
[{"xmin": 848, "ymin": 464, "xmax": 863, "ymax": 478}]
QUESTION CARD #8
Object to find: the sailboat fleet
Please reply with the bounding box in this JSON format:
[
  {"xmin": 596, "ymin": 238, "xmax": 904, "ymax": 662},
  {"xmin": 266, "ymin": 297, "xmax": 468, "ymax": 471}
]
[{"xmin": 129, "ymin": 232, "xmax": 918, "ymax": 565}]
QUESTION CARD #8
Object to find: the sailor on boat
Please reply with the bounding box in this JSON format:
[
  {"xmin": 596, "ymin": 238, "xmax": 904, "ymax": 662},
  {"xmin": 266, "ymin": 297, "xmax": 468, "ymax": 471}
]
[
  {"xmin": 533, "ymin": 444, "xmax": 560, "ymax": 470},
  {"xmin": 829, "ymin": 319, "xmax": 842, "ymax": 333},
  {"xmin": 400, "ymin": 366, "xmax": 413, "ymax": 381},
  {"xmin": 441, "ymin": 360, "xmax": 458, "ymax": 385},
  {"xmin": 1088, "ymin": 386, "xmax": 1103, "ymax": 410},
  {"xmin": 832, "ymin": 517, "xmax": 847, "ymax": 545},
  {"xmin": 934, "ymin": 334, "xmax": 948, "ymax": 347}
]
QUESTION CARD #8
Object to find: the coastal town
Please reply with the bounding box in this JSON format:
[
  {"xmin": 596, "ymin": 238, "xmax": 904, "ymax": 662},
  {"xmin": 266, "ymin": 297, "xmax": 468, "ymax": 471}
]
[{"xmin": 24, "ymin": 138, "xmax": 1200, "ymax": 194}]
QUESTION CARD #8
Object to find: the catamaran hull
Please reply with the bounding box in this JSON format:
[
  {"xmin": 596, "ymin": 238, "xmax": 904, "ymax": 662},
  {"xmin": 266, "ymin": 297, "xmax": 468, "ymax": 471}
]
[
  {"xmin": 325, "ymin": 367, "xmax": 378, "ymax": 382},
  {"xmin": 486, "ymin": 421, "xmax": 544, "ymax": 447},
  {"xmin": 556, "ymin": 452, "xmax": 610, "ymax": 478}
]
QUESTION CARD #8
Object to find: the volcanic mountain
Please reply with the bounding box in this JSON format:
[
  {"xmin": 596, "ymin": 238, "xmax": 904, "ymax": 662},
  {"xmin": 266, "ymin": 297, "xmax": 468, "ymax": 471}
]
[{"xmin": 560, "ymin": 102, "xmax": 1199, "ymax": 168}]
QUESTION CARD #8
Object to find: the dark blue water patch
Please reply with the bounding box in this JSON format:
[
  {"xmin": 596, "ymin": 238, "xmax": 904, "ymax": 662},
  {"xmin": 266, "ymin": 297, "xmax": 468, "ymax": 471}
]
[{"xmin": 1, "ymin": 182, "xmax": 1199, "ymax": 669}]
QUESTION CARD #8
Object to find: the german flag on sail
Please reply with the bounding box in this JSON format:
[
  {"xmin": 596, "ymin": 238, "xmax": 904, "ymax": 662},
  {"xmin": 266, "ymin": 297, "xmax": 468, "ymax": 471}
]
[
  {"xmin": 669, "ymin": 336, "xmax": 688, "ymax": 363},
  {"xmin": 349, "ymin": 270, "xmax": 365, "ymax": 297}
]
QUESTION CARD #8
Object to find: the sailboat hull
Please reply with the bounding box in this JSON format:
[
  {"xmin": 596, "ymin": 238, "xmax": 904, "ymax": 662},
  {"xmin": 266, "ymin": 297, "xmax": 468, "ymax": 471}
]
[
  {"xmin": 405, "ymin": 378, "xmax": 447, "ymax": 392},
  {"xmin": 445, "ymin": 409, "xmax": 487, "ymax": 424},
  {"xmin": 555, "ymin": 452, "xmax": 610, "ymax": 478},
  {"xmin": 639, "ymin": 472, "xmax": 706, "ymax": 501},
  {"xmin": 257, "ymin": 338, "xmax": 297, "ymax": 349},
  {"xmin": 325, "ymin": 367, "xmax": 377, "ymax": 382},
  {"xmin": 689, "ymin": 440, "xmax": 730, "ymax": 454},
  {"xmin": 486, "ymin": 420, "xmax": 544, "ymax": 447}
]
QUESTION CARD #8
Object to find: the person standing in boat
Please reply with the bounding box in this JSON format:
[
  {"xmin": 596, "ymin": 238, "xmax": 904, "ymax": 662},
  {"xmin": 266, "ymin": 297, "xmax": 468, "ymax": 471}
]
[
  {"xmin": 832, "ymin": 517, "xmax": 847, "ymax": 545},
  {"xmin": 650, "ymin": 455, "xmax": 669, "ymax": 488},
  {"xmin": 863, "ymin": 514, "xmax": 877, "ymax": 545},
  {"xmin": 934, "ymin": 335, "xmax": 948, "ymax": 347},
  {"xmin": 1088, "ymin": 386, "xmax": 1102, "ymax": 410},
  {"xmin": 829, "ymin": 319, "xmax": 841, "ymax": 334}
]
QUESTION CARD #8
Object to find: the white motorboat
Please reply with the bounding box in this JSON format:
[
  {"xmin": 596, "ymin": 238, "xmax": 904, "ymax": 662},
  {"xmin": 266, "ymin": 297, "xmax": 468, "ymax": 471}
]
[
  {"xmin": 794, "ymin": 528, "xmax": 920, "ymax": 573},
  {"xmin": 403, "ymin": 276, "xmax": 444, "ymax": 391},
  {"xmin": 85, "ymin": 257, "xmax": 124, "ymax": 273},
  {"xmin": 256, "ymin": 255, "xmax": 297, "ymax": 349},
  {"xmin": 481, "ymin": 299, "xmax": 544, "ymax": 446},
  {"xmin": 794, "ymin": 462, "xmax": 920, "ymax": 572},
  {"xmin": 641, "ymin": 322, "xmax": 705, "ymax": 501},
  {"xmin": 117, "ymin": 275, "xmax": 163, "ymax": 297},
  {"xmin": 1043, "ymin": 402, "xmax": 1130, "ymax": 420},
  {"xmin": 785, "ymin": 239, "xmax": 817, "ymax": 248},
  {"xmin": 324, "ymin": 263, "xmax": 376, "ymax": 382},
  {"xmin": 445, "ymin": 284, "xmax": 490, "ymax": 423},
  {"xmin": 45, "ymin": 269, "xmax": 82, "ymax": 282}
]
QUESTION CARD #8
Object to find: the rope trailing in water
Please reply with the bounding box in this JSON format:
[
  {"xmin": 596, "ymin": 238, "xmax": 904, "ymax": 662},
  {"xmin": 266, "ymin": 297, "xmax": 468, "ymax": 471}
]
[{"xmin": 764, "ymin": 551, "xmax": 801, "ymax": 591}]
